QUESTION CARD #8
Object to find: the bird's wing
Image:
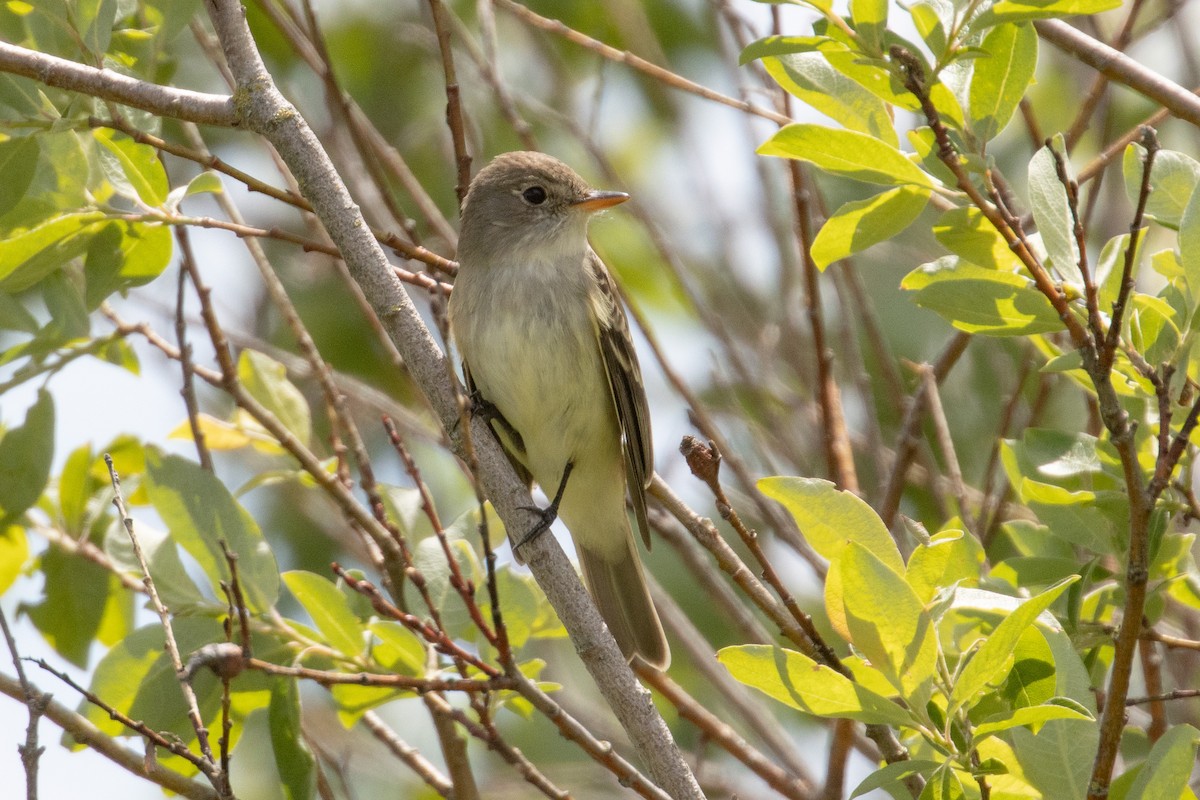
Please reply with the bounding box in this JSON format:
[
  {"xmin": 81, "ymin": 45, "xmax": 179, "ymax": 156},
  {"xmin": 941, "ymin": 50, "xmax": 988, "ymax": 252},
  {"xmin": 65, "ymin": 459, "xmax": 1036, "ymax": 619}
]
[{"xmin": 587, "ymin": 250, "xmax": 654, "ymax": 550}]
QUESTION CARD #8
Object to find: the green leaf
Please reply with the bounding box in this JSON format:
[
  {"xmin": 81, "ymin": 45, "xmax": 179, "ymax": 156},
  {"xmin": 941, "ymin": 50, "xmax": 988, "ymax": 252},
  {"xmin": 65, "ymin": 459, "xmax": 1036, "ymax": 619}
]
[
  {"xmin": 1124, "ymin": 145, "xmax": 1200, "ymax": 230},
  {"xmin": 144, "ymin": 448, "xmax": 280, "ymax": 612},
  {"xmin": 841, "ymin": 541, "xmax": 939, "ymax": 696},
  {"xmin": 933, "ymin": 206, "xmax": 1020, "ymax": 271},
  {"xmin": 910, "ymin": 0, "xmax": 952, "ymax": 54},
  {"xmin": 1028, "ymin": 138, "xmax": 1081, "ymax": 283},
  {"xmin": 850, "ymin": 760, "xmax": 941, "ymax": 798},
  {"xmin": 739, "ymin": 35, "xmax": 828, "ymax": 65},
  {"xmin": 370, "ymin": 620, "xmax": 426, "ymax": 675},
  {"xmin": 0, "ymin": 524, "xmax": 29, "ymax": 595},
  {"xmin": 906, "ymin": 529, "xmax": 984, "ymax": 603},
  {"xmin": 282, "ymin": 571, "xmax": 367, "ymax": 658},
  {"xmin": 764, "ymin": 54, "xmax": 898, "ymax": 146},
  {"xmin": 718, "ymin": 645, "xmax": 917, "ymax": 727},
  {"xmin": 239, "ymin": 350, "xmax": 312, "ymax": 448},
  {"xmin": 25, "ymin": 545, "xmax": 132, "ymax": 667},
  {"xmin": 1010, "ymin": 719, "xmax": 1099, "ymax": 800},
  {"xmin": 811, "ymin": 186, "xmax": 930, "ymax": 269},
  {"xmin": 82, "ymin": 618, "xmax": 225, "ymax": 737},
  {"xmin": 974, "ymin": 700, "xmax": 1093, "ymax": 739},
  {"xmin": 949, "ymin": 577, "xmax": 1077, "ymax": 714},
  {"xmin": 73, "ymin": 0, "xmax": 118, "ymax": 57},
  {"xmin": 104, "ymin": 519, "xmax": 210, "ymax": 614},
  {"xmin": 758, "ymin": 124, "xmax": 935, "ymax": 187},
  {"xmin": 0, "ymin": 390, "xmax": 54, "ymax": 521},
  {"xmin": 1179, "ymin": 182, "xmax": 1200, "ymax": 309},
  {"xmin": 0, "ymin": 136, "xmax": 40, "ymax": 220},
  {"xmin": 94, "ymin": 129, "xmax": 169, "ymax": 206},
  {"xmin": 920, "ymin": 764, "xmax": 967, "ymax": 800},
  {"xmin": 1125, "ymin": 724, "xmax": 1200, "ymax": 800},
  {"xmin": 269, "ymin": 678, "xmax": 316, "ymax": 800},
  {"xmin": 969, "ymin": 23, "xmax": 1037, "ymax": 143},
  {"xmin": 850, "ymin": 0, "xmax": 888, "ymax": 51},
  {"xmin": 974, "ymin": 0, "xmax": 1120, "ymax": 27},
  {"xmin": 1001, "ymin": 627, "xmax": 1057, "ymax": 709},
  {"xmin": 903, "ymin": 256, "xmax": 1061, "ymax": 335},
  {"xmin": 758, "ymin": 476, "xmax": 903, "ymax": 571},
  {"xmin": 1130, "ymin": 293, "xmax": 1181, "ymax": 365},
  {"xmin": 0, "ymin": 211, "xmax": 107, "ymax": 287}
]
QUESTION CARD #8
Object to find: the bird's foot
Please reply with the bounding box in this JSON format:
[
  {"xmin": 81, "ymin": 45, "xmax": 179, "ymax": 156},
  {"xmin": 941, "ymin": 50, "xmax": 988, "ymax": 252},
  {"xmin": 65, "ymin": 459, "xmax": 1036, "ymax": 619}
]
[{"xmin": 514, "ymin": 461, "xmax": 574, "ymax": 552}]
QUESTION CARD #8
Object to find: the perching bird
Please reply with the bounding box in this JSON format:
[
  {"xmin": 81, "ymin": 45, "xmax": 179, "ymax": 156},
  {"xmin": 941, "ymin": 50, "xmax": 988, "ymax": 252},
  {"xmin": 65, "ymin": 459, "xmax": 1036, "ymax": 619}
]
[{"xmin": 448, "ymin": 151, "xmax": 669, "ymax": 669}]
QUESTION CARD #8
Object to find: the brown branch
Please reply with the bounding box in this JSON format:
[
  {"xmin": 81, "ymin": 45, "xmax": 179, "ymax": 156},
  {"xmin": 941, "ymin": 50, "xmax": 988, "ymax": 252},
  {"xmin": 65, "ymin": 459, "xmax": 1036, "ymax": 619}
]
[
  {"xmin": 494, "ymin": 0, "xmax": 791, "ymax": 126},
  {"xmin": 0, "ymin": 672, "xmax": 219, "ymax": 800},
  {"xmin": 0, "ymin": 607, "xmax": 45, "ymax": 800},
  {"xmin": 360, "ymin": 711, "xmax": 454, "ymax": 797},
  {"xmin": 426, "ymin": 0, "xmax": 472, "ymax": 203},
  {"xmin": 1035, "ymin": 19, "xmax": 1200, "ymax": 127},
  {"xmin": 0, "ymin": 41, "xmax": 236, "ymax": 126}
]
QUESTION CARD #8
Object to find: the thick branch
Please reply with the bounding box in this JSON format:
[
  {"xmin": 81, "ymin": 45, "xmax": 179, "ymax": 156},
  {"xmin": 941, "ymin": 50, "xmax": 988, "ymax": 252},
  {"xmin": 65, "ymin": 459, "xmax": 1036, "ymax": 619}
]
[
  {"xmin": 1034, "ymin": 20, "xmax": 1200, "ymax": 127},
  {"xmin": 0, "ymin": 41, "xmax": 236, "ymax": 126}
]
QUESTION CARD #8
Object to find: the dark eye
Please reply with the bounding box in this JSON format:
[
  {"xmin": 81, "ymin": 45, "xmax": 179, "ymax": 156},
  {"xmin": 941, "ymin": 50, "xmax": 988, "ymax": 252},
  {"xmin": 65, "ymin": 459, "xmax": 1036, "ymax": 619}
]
[{"xmin": 522, "ymin": 186, "xmax": 548, "ymax": 205}]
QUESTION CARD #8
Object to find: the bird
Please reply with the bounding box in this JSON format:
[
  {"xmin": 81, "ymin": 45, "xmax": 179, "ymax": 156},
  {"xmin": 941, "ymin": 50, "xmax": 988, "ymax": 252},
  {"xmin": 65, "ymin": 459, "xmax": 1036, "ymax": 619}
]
[{"xmin": 448, "ymin": 151, "xmax": 669, "ymax": 669}]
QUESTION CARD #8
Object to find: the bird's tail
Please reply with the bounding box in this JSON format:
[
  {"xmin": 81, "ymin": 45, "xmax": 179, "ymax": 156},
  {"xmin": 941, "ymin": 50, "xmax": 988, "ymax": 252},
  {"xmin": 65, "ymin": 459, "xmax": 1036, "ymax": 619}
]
[{"xmin": 578, "ymin": 532, "xmax": 670, "ymax": 670}]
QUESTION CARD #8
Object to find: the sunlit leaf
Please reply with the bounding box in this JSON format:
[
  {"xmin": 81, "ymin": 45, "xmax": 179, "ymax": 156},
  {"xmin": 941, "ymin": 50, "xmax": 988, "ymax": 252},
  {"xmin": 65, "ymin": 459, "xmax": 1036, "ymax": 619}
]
[
  {"xmin": 0, "ymin": 389, "xmax": 54, "ymax": 521},
  {"xmin": 759, "ymin": 124, "xmax": 935, "ymax": 187},
  {"xmin": 969, "ymin": 23, "xmax": 1037, "ymax": 142},
  {"xmin": 811, "ymin": 186, "xmax": 929, "ymax": 269},
  {"xmin": 718, "ymin": 645, "xmax": 917, "ymax": 727}
]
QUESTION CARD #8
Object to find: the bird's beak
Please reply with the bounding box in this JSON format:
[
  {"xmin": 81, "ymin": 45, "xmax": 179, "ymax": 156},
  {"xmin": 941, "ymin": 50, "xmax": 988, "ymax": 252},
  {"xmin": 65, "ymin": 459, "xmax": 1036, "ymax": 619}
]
[{"xmin": 572, "ymin": 190, "xmax": 629, "ymax": 212}]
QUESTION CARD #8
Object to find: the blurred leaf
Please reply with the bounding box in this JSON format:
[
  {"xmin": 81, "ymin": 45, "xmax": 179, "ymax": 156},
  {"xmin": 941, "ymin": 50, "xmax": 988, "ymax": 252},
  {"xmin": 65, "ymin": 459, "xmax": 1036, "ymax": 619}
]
[
  {"xmin": 850, "ymin": 759, "xmax": 941, "ymax": 798},
  {"xmin": 269, "ymin": 678, "xmax": 316, "ymax": 800},
  {"xmin": 73, "ymin": 0, "xmax": 118, "ymax": 57},
  {"xmin": 1179, "ymin": 181, "xmax": 1200, "ymax": 309},
  {"xmin": 103, "ymin": 518, "xmax": 209, "ymax": 613},
  {"xmin": 370, "ymin": 620, "xmax": 426, "ymax": 676},
  {"xmin": 239, "ymin": 349, "xmax": 312, "ymax": 449},
  {"xmin": 909, "ymin": 0, "xmax": 952, "ymax": 54},
  {"xmin": 329, "ymin": 683, "xmax": 402, "ymax": 727},
  {"xmin": 758, "ymin": 123, "xmax": 935, "ymax": 186},
  {"xmin": 1125, "ymin": 724, "xmax": 1200, "ymax": 800},
  {"xmin": 1095, "ymin": 231, "xmax": 1140, "ymax": 308},
  {"xmin": 1028, "ymin": 137, "xmax": 1081, "ymax": 283},
  {"xmin": 903, "ymin": 256, "xmax": 1061, "ymax": 335},
  {"xmin": 283, "ymin": 571, "xmax": 367, "ymax": 658},
  {"xmin": 0, "ymin": 136, "xmax": 39, "ymax": 219},
  {"xmin": 969, "ymin": 23, "xmax": 1037, "ymax": 142},
  {"xmin": 1124, "ymin": 145, "xmax": 1199, "ymax": 230},
  {"xmin": 739, "ymin": 34, "xmax": 827, "ymax": 65},
  {"xmin": 25, "ymin": 544, "xmax": 132, "ymax": 667},
  {"xmin": 144, "ymin": 448, "xmax": 280, "ymax": 612},
  {"xmin": 0, "ymin": 523, "xmax": 28, "ymax": 595},
  {"xmin": 920, "ymin": 763, "xmax": 967, "ymax": 799},
  {"xmin": 1129, "ymin": 293, "xmax": 1180, "ymax": 365},
  {"xmin": 811, "ymin": 185, "xmax": 929, "ymax": 269},
  {"xmin": 974, "ymin": 0, "xmax": 1120, "ymax": 28},
  {"xmin": 718, "ymin": 645, "xmax": 916, "ymax": 727},
  {"xmin": 0, "ymin": 389, "xmax": 54, "ymax": 522},
  {"xmin": 841, "ymin": 541, "xmax": 938, "ymax": 696}
]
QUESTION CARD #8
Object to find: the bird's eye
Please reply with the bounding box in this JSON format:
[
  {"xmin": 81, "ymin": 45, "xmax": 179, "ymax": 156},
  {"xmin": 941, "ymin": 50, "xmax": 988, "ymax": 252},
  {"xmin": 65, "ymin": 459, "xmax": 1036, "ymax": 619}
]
[{"xmin": 522, "ymin": 186, "xmax": 548, "ymax": 205}]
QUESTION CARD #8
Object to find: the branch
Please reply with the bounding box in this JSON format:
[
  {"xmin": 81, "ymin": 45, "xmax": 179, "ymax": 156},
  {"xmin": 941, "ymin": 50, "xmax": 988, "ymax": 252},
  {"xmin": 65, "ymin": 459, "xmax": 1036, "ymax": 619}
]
[
  {"xmin": 1035, "ymin": 20, "xmax": 1200, "ymax": 127},
  {"xmin": 0, "ymin": 41, "xmax": 236, "ymax": 126},
  {"xmin": 0, "ymin": 672, "xmax": 219, "ymax": 800}
]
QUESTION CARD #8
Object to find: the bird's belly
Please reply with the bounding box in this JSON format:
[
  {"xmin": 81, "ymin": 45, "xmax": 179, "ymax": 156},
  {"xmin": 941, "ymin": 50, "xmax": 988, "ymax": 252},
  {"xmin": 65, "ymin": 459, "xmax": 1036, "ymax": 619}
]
[{"xmin": 466, "ymin": 303, "xmax": 617, "ymax": 484}]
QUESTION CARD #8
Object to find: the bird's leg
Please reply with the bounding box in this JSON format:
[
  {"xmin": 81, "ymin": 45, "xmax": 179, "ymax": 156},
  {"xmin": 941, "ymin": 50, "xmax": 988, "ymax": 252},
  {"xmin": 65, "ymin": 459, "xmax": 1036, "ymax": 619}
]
[
  {"xmin": 469, "ymin": 391, "xmax": 527, "ymax": 453},
  {"xmin": 515, "ymin": 461, "xmax": 574, "ymax": 551}
]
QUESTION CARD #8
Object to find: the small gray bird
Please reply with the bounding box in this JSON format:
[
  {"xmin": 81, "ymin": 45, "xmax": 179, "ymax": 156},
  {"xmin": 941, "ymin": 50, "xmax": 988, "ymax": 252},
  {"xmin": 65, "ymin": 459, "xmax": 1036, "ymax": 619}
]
[{"xmin": 448, "ymin": 151, "xmax": 669, "ymax": 669}]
